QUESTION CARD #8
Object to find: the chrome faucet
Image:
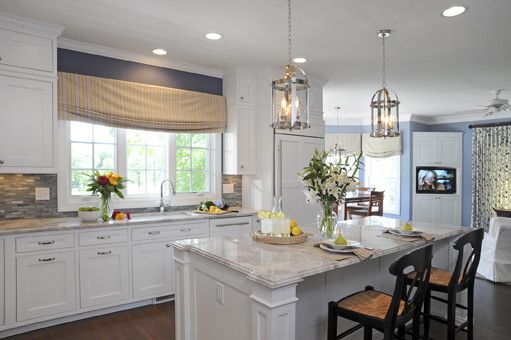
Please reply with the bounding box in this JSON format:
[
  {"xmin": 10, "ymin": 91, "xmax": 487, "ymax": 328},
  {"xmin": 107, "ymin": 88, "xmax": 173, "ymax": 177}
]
[{"xmin": 160, "ymin": 179, "xmax": 177, "ymax": 213}]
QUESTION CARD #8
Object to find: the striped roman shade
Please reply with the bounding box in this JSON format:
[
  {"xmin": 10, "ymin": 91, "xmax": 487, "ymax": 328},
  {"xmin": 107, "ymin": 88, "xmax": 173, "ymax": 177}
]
[{"xmin": 57, "ymin": 72, "xmax": 227, "ymax": 133}]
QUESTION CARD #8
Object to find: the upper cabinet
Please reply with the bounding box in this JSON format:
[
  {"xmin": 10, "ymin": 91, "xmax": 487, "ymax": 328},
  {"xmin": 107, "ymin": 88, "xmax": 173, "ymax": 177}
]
[
  {"xmin": 413, "ymin": 132, "xmax": 462, "ymax": 166},
  {"xmin": 0, "ymin": 13, "xmax": 63, "ymax": 173},
  {"xmin": 222, "ymin": 68, "xmax": 256, "ymax": 175}
]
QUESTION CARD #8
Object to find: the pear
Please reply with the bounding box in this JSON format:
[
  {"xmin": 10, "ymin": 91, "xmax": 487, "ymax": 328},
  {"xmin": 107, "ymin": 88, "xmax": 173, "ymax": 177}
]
[
  {"xmin": 401, "ymin": 223, "xmax": 413, "ymax": 231},
  {"xmin": 334, "ymin": 235, "xmax": 348, "ymax": 245}
]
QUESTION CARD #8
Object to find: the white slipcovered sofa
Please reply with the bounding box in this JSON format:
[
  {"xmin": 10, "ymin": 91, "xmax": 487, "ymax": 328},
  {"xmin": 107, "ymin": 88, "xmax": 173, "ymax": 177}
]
[{"xmin": 477, "ymin": 216, "xmax": 511, "ymax": 283}]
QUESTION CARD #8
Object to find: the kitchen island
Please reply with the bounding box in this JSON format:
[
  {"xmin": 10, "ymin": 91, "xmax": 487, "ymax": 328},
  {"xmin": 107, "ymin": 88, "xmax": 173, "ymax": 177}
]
[{"xmin": 171, "ymin": 217, "xmax": 467, "ymax": 340}]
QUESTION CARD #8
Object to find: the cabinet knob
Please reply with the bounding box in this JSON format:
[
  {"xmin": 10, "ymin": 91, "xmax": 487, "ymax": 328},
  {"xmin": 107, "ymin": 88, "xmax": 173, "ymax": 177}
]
[
  {"xmin": 240, "ymin": 96, "xmax": 244, "ymax": 100},
  {"xmin": 0, "ymin": 160, "xmax": 4, "ymax": 165},
  {"xmin": 0, "ymin": 57, "xmax": 2, "ymax": 61},
  {"xmin": 166, "ymin": 243, "xmax": 171, "ymax": 247},
  {"xmin": 240, "ymin": 165, "xmax": 245, "ymax": 169}
]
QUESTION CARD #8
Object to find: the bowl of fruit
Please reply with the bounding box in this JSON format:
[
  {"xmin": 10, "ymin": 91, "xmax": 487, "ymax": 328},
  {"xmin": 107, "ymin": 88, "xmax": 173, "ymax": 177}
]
[
  {"xmin": 196, "ymin": 200, "xmax": 231, "ymax": 215},
  {"xmin": 252, "ymin": 212, "xmax": 310, "ymax": 245},
  {"xmin": 77, "ymin": 206, "xmax": 101, "ymax": 222}
]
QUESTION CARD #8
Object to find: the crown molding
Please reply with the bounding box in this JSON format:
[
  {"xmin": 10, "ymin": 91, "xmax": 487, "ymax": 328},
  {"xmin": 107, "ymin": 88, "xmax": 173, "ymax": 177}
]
[
  {"xmin": 0, "ymin": 11, "xmax": 64, "ymax": 37},
  {"xmin": 58, "ymin": 38, "xmax": 223, "ymax": 78},
  {"xmin": 428, "ymin": 110, "xmax": 511, "ymax": 125}
]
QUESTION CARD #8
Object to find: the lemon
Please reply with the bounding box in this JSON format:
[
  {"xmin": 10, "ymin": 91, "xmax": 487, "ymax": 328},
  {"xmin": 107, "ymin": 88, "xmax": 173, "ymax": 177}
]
[
  {"xmin": 291, "ymin": 226, "xmax": 302, "ymax": 236},
  {"xmin": 269, "ymin": 212, "xmax": 276, "ymax": 219},
  {"xmin": 401, "ymin": 223, "xmax": 413, "ymax": 231},
  {"xmin": 334, "ymin": 235, "xmax": 348, "ymax": 245},
  {"xmin": 276, "ymin": 212, "xmax": 286, "ymax": 219},
  {"xmin": 290, "ymin": 219, "xmax": 298, "ymax": 229},
  {"xmin": 257, "ymin": 211, "xmax": 269, "ymax": 219}
]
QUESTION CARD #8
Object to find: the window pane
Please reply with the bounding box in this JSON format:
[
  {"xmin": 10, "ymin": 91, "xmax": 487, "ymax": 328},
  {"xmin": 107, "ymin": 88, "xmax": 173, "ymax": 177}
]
[
  {"xmin": 70, "ymin": 122, "xmax": 92, "ymax": 142},
  {"xmin": 191, "ymin": 149, "xmax": 207, "ymax": 170},
  {"xmin": 192, "ymin": 171, "xmax": 207, "ymax": 192},
  {"xmin": 127, "ymin": 170, "xmax": 145, "ymax": 194},
  {"xmin": 146, "ymin": 170, "xmax": 166, "ymax": 194},
  {"xmin": 176, "ymin": 171, "xmax": 190, "ymax": 192},
  {"xmin": 94, "ymin": 144, "xmax": 115, "ymax": 169},
  {"xmin": 176, "ymin": 133, "xmax": 190, "ymax": 147},
  {"xmin": 146, "ymin": 146, "xmax": 166, "ymax": 170},
  {"xmin": 71, "ymin": 170, "xmax": 92, "ymax": 195},
  {"xmin": 94, "ymin": 125, "xmax": 115, "ymax": 143},
  {"xmin": 127, "ymin": 145, "xmax": 145, "ymax": 170},
  {"xmin": 176, "ymin": 148, "xmax": 191, "ymax": 170},
  {"xmin": 192, "ymin": 134, "xmax": 207, "ymax": 148},
  {"xmin": 127, "ymin": 130, "xmax": 145, "ymax": 145},
  {"xmin": 146, "ymin": 132, "xmax": 167, "ymax": 146},
  {"xmin": 71, "ymin": 143, "xmax": 93, "ymax": 169}
]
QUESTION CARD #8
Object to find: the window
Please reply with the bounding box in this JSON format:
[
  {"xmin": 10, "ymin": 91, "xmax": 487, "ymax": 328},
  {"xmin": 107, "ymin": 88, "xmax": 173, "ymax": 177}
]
[
  {"xmin": 364, "ymin": 155, "xmax": 400, "ymax": 215},
  {"xmin": 70, "ymin": 122, "xmax": 115, "ymax": 194},
  {"xmin": 60, "ymin": 121, "xmax": 221, "ymax": 211}
]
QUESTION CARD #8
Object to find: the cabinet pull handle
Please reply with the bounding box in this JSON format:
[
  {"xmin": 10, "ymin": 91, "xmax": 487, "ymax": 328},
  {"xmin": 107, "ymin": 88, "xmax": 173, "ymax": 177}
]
[
  {"xmin": 97, "ymin": 235, "xmax": 111, "ymax": 240},
  {"xmin": 148, "ymin": 231, "xmax": 161, "ymax": 235},
  {"xmin": 0, "ymin": 160, "xmax": 4, "ymax": 165},
  {"xmin": 166, "ymin": 243, "xmax": 171, "ymax": 247},
  {"xmin": 38, "ymin": 240, "xmax": 55, "ymax": 245},
  {"xmin": 97, "ymin": 251, "xmax": 112, "ymax": 255},
  {"xmin": 38, "ymin": 257, "xmax": 55, "ymax": 262},
  {"xmin": 216, "ymin": 222, "xmax": 250, "ymax": 228},
  {"xmin": 180, "ymin": 228, "xmax": 192, "ymax": 232}
]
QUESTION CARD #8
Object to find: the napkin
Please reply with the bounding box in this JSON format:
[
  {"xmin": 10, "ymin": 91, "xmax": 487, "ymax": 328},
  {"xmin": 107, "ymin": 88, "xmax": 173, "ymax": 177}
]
[
  {"xmin": 381, "ymin": 230, "xmax": 435, "ymax": 242},
  {"xmin": 312, "ymin": 243, "xmax": 375, "ymax": 261}
]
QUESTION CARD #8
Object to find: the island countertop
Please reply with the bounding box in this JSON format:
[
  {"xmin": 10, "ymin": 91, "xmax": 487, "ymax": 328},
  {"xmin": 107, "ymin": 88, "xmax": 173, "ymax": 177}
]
[
  {"xmin": 171, "ymin": 216, "xmax": 467, "ymax": 289},
  {"xmin": 0, "ymin": 208, "xmax": 256, "ymax": 236}
]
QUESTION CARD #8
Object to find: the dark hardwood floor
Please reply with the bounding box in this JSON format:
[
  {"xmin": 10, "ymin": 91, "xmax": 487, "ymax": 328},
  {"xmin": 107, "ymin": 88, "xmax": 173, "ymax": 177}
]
[{"xmin": 6, "ymin": 279, "xmax": 510, "ymax": 339}]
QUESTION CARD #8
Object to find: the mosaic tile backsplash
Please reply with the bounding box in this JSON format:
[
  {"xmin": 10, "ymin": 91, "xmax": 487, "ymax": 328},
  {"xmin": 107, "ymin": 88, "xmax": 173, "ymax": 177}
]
[{"xmin": 0, "ymin": 174, "xmax": 243, "ymax": 220}]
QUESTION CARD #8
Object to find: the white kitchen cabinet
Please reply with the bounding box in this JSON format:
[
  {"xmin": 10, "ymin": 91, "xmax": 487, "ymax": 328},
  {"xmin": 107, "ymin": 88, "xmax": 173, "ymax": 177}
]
[
  {"xmin": 0, "ymin": 239, "xmax": 4, "ymax": 326},
  {"xmin": 16, "ymin": 251, "xmax": 76, "ymax": 321},
  {"xmin": 223, "ymin": 105, "xmax": 256, "ymax": 175},
  {"xmin": 0, "ymin": 74, "xmax": 54, "ymax": 170},
  {"xmin": 209, "ymin": 216, "xmax": 253, "ymax": 237},
  {"xmin": 132, "ymin": 242, "xmax": 174, "ymax": 298},
  {"xmin": 79, "ymin": 245, "xmax": 130, "ymax": 308},
  {"xmin": 276, "ymin": 134, "xmax": 323, "ymax": 227},
  {"xmin": 223, "ymin": 70, "xmax": 256, "ymax": 106},
  {"xmin": 413, "ymin": 132, "xmax": 462, "ymax": 166},
  {"xmin": 413, "ymin": 195, "xmax": 461, "ymax": 226}
]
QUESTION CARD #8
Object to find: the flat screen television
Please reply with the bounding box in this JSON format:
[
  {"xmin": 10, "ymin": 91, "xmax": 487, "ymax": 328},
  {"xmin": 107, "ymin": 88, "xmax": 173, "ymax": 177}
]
[{"xmin": 416, "ymin": 167, "xmax": 456, "ymax": 194}]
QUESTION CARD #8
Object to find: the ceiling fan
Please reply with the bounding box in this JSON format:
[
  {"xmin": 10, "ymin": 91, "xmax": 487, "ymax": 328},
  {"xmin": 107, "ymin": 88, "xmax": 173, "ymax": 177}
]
[{"xmin": 477, "ymin": 89, "xmax": 511, "ymax": 117}]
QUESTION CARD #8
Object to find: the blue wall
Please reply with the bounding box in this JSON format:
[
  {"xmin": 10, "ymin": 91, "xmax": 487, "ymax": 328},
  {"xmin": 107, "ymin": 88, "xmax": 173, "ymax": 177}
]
[{"xmin": 57, "ymin": 48, "xmax": 222, "ymax": 95}]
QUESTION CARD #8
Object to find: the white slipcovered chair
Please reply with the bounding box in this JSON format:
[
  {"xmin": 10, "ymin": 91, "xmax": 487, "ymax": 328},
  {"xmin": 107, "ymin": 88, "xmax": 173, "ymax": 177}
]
[{"xmin": 477, "ymin": 216, "xmax": 511, "ymax": 283}]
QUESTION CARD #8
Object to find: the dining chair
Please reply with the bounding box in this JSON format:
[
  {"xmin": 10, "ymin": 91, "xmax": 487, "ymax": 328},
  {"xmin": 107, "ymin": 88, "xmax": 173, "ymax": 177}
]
[
  {"xmin": 327, "ymin": 244, "xmax": 433, "ymax": 340},
  {"xmin": 405, "ymin": 228, "xmax": 484, "ymax": 340},
  {"xmin": 346, "ymin": 191, "xmax": 384, "ymax": 219},
  {"xmin": 348, "ymin": 187, "xmax": 375, "ymax": 208}
]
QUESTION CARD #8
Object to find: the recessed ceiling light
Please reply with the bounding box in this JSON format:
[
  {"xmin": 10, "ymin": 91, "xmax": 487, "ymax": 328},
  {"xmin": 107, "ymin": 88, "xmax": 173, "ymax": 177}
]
[
  {"xmin": 152, "ymin": 48, "xmax": 167, "ymax": 55},
  {"xmin": 293, "ymin": 57, "xmax": 307, "ymax": 63},
  {"xmin": 205, "ymin": 32, "xmax": 223, "ymax": 40},
  {"xmin": 442, "ymin": 5, "xmax": 467, "ymax": 17}
]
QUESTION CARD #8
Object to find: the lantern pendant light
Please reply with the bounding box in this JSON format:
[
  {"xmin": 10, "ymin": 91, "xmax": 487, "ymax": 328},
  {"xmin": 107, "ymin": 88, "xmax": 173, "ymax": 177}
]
[
  {"xmin": 271, "ymin": 0, "xmax": 310, "ymax": 130},
  {"xmin": 370, "ymin": 29, "xmax": 400, "ymax": 138},
  {"xmin": 328, "ymin": 106, "xmax": 345, "ymax": 164}
]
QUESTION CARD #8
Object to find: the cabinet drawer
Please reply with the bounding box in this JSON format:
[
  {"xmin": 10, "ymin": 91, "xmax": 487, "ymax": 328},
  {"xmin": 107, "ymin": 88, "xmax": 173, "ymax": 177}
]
[
  {"xmin": 16, "ymin": 233, "xmax": 75, "ymax": 253},
  {"xmin": 131, "ymin": 221, "xmax": 208, "ymax": 241},
  {"xmin": 78, "ymin": 228, "xmax": 128, "ymax": 246},
  {"xmin": 0, "ymin": 28, "xmax": 53, "ymax": 73},
  {"xmin": 210, "ymin": 216, "xmax": 253, "ymax": 236}
]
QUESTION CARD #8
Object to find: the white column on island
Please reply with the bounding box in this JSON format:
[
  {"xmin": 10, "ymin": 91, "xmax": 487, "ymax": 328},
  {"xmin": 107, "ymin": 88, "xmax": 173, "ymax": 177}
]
[{"xmin": 173, "ymin": 248, "xmax": 193, "ymax": 340}]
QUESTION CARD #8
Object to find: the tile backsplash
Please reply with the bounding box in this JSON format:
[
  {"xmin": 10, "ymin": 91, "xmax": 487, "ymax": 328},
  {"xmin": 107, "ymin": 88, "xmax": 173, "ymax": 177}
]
[{"xmin": 0, "ymin": 174, "xmax": 243, "ymax": 220}]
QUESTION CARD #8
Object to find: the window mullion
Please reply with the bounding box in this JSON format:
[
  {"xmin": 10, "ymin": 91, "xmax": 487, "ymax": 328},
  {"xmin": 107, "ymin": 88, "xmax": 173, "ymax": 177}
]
[
  {"xmin": 168, "ymin": 133, "xmax": 177, "ymax": 184},
  {"xmin": 116, "ymin": 129, "xmax": 127, "ymax": 196}
]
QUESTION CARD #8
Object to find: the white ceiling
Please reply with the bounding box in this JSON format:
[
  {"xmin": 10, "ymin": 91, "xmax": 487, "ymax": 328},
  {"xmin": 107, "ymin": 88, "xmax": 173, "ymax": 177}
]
[{"xmin": 2, "ymin": 0, "xmax": 510, "ymax": 124}]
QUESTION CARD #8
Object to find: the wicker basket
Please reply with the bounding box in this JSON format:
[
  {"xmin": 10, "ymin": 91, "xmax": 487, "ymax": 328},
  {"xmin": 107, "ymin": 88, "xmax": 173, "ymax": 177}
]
[{"xmin": 251, "ymin": 230, "xmax": 311, "ymax": 245}]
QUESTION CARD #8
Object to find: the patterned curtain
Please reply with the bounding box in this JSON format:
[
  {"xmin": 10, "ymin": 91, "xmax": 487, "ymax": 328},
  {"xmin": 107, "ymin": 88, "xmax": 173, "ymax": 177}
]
[{"xmin": 472, "ymin": 125, "xmax": 511, "ymax": 230}]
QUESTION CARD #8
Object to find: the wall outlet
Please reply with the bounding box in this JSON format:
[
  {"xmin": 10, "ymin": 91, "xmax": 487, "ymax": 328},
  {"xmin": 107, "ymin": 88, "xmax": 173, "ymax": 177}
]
[
  {"xmin": 35, "ymin": 187, "xmax": 50, "ymax": 201},
  {"xmin": 223, "ymin": 183, "xmax": 234, "ymax": 194},
  {"xmin": 216, "ymin": 282, "xmax": 224, "ymax": 305}
]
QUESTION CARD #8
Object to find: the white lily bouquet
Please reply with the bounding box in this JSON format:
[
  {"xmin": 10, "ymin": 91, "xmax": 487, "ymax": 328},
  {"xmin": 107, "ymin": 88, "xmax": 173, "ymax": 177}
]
[{"xmin": 298, "ymin": 149, "xmax": 361, "ymax": 237}]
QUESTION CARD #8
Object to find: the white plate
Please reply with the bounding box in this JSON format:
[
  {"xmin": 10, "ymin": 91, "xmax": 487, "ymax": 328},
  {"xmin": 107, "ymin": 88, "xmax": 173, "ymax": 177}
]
[
  {"xmin": 319, "ymin": 244, "xmax": 357, "ymax": 253},
  {"xmin": 388, "ymin": 229, "xmax": 421, "ymax": 237},
  {"xmin": 323, "ymin": 239, "xmax": 361, "ymax": 250}
]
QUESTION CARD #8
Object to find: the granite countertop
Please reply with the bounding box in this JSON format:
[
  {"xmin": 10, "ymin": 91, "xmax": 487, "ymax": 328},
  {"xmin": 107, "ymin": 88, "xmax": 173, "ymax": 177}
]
[
  {"xmin": 172, "ymin": 216, "xmax": 467, "ymax": 289},
  {"xmin": 0, "ymin": 208, "xmax": 256, "ymax": 236}
]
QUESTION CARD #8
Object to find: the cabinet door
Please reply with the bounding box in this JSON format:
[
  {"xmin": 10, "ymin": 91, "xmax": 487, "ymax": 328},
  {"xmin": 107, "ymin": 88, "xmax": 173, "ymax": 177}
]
[
  {"xmin": 237, "ymin": 75, "xmax": 255, "ymax": 105},
  {"xmin": 413, "ymin": 196, "xmax": 439, "ymax": 224},
  {"xmin": 0, "ymin": 239, "xmax": 4, "ymax": 326},
  {"xmin": 237, "ymin": 107, "xmax": 255, "ymax": 174},
  {"xmin": 438, "ymin": 196, "xmax": 461, "ymax": 226},
  {"xmin": 16, "ymin": 251, "xmax": 76, "ymax": 321},
  {"xmin": 132, "ymin": 242, "xmax": 173, "ymax": 298},
  {"xmin": 0, "ymin": 29, "xmax": 53, "ymax": 73},
  {"xmin": 79, "ymin": 246, "xmax": 130, "ymax": 308},
  {"xmin": 414, "ymin": 135, "xmax": 436, "ymax": 165},
  {"xmin": 437, "ymin": 137, "xmax": 461, "ymax": 166},
  {"xmin": 0, "ymin": 75, "xmax": 53, "ymax": 168}
]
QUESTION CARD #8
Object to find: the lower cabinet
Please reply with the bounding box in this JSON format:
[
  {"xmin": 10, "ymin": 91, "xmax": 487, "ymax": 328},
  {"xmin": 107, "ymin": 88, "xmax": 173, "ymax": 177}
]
[
  {"xmin": 132, "ymin": 242, "xmax": 174, "ymax": 298},
  {"xmin": 79, "ymin": 245, "xmax": 130, "ymax": 308},
  {"xmin": 16, "ymin": 251, "xmax": 76, "ymax": 321},
  {"xmin": 0, "ymin": 239, "xmax": 4, "ymax": 326},
  {"xmin": 413, "ymin": 195, "xmax": 461, "ymax": 226}
]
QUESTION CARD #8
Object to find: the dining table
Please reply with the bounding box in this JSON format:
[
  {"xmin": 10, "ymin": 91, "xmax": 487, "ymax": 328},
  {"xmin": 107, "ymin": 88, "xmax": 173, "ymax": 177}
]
[{"xmin": 341, "ymin": 191, "xmax": 372, "ymax": 220}]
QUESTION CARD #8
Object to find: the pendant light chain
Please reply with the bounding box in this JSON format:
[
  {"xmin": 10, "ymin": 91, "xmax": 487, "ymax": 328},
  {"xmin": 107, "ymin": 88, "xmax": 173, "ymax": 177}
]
[
  {"xmin": 288, "ymin": 0, "xmax": 293, "ymax": 65},
  {"xmin": 381, "ymin": 33, "xmax": 386, "ymax": 88}
]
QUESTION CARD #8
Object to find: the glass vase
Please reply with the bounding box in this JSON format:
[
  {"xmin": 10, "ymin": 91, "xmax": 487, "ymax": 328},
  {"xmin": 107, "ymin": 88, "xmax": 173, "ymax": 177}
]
[
  {"xmin": 317, "ymin": 203, "xmax": 337, "ymax": 238},
  {"xmin": 100, "ymin": 195, "xmax": 112, "ymax": 222}
]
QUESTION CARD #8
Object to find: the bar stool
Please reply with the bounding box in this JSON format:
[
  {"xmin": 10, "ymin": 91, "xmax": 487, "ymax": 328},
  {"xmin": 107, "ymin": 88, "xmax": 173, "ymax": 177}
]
[
  {"xmin": 327, "ymin": 244, "xmax": 433, "ymax": 340},
  {"xmin": 406, "ymin": 228, "xmax": 484, "ymax": 340}
]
